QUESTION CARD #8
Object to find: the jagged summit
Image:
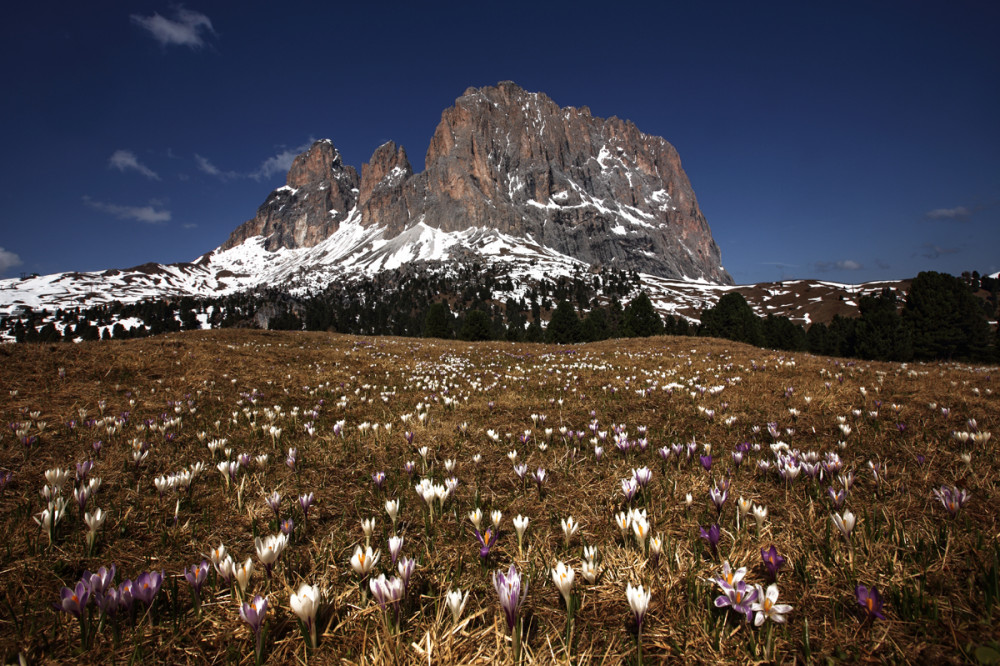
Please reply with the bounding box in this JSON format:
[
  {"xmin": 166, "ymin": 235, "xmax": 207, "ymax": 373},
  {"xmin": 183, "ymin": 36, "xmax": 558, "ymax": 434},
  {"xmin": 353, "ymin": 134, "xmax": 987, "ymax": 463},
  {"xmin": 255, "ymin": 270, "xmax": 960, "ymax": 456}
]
[{"xmin": 221, "ymin": 82, "xmax": 732, "ymax": 284}]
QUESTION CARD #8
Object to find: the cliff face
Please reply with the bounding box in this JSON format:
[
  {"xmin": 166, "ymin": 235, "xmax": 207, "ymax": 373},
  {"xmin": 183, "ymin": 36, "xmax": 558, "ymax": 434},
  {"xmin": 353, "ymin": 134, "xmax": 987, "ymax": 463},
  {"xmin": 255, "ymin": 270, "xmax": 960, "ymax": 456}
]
[
  {"xmin": 221, "ymin": 82, "xmax": 732, "ymax": 283},
  {"xmin": 221, "ymin": 140, "xmax": 359, "ymax": 251}
]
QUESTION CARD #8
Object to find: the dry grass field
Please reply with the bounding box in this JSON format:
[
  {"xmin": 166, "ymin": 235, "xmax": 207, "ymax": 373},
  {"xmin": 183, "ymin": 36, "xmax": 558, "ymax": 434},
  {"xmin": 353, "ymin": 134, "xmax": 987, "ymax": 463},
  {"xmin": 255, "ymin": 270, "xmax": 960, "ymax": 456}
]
[{"xmin": 0, "ymin": 330, "xmax": 997, "ymax": 664}]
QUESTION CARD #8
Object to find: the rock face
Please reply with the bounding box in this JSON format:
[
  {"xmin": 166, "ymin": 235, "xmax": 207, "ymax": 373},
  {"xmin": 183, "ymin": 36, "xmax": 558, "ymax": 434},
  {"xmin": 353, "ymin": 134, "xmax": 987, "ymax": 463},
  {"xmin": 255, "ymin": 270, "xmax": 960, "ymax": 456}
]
[
  {"xmin": 221, "ymin": 140, "xmax": 359, "ymax": 251},
  {"xmin": 221, "ymin": 82, "xmax": 732, "ymax": 283}
]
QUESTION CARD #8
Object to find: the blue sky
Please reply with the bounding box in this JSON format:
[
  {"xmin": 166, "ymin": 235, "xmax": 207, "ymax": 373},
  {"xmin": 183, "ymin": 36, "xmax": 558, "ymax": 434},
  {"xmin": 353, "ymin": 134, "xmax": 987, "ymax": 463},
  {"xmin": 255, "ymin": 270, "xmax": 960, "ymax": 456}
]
[{"xmin": 1, "ymin": 1, "xmax": 997, "ymax": 285}]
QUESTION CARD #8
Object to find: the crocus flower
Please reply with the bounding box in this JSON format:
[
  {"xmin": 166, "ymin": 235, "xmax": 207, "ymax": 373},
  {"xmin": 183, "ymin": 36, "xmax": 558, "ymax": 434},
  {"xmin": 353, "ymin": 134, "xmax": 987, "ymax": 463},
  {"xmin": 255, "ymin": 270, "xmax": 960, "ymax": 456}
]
[
  {"xmin": 708, "ymin": 486, "xmax": 727, "ymax": 514},
  {"xmin": 388, "ymin": 535, "xmax": 403, "ymax": 565},
  {"xmin": 59, "ymin": 581, "xmax": 90, "ymax": 619},
  {"xmin": 827, "ymin": 487, "xmax": 846, "ymax": 509},
  {"xmin": 281, "ymin": 517, "xmax": 294, "ymax": 536},
  {"xmin": 234, "ymin": 558, "xmax": 254, "ymax": 594},
  {"xmin": 298, "ymin": 492, "xmax": 315, "ymax": 520},
  {"xmin": 397, "ymin": 557, "xmax": 416, "ymax": 591},
  {"xmin": 552, "ymin": 561, "xmax": 575, "ymax": 610},
  {"xmin": 475, "ymin": 528, "xmax": 497, "ymax": 560},
  {"xmin": 385, "ymin": 499, "xmax": 399, "ymax": 526},
  {"xmin": 372, "ymin": 471, "xmax": 386, "ymax": 489},
  {"xmin": 633, "ymin": 467, "xmax": 652, "ymax": 488},
  {"xmin": 468, "ymin": 508, "xmax": 483, "ymax": 532},
  {"xmin": 513, "ymin": 514, "xmax": 529, "ymax": 555},
  {"xmin": 855, "ymin": 584, "xmax": 885, "ymax": 620},
  {"xmin": 831, "ymin": 510, "xmax": 856, "ymax": 542},
  {"xmin": 751, "ymin": 583, "xmax": 792, "ymax": 626},
  {"xmin": 493, "ymin": 564, "xmax": 527, "ymax": 632},
  {"xmin": 753, "ymin": 504, "xmax": 768, "ymax": 533},
  {"xmin": 240, "ymin": 595, "xmax": 269, "ymax": 661},
  {"xmin": 446, "ymin": 588, "xmax": 469, "ymax": 623},
  {"xmin": 700, "ymin": 523, "xmax": 721, "ymax": 558},
  {"xmin": 761, "ymin": 545, "xmax": 786, "ymax": 580},
  {"xmin": 265, "ymin": 491, "xmax": 281, "ymax": 518},
  {"xmin": 933, "ymin": 485, "xmax": 970, "ymax": 518},
  {"xmin": 714, "ymin": 560, "xmax": 746, "ymax": 590},
  {"xmin": 714, "ymin": 580, "xmax": 758, "ymax": 622},
  {"xmin": 582, "ymin": 559, "xmax": 599, "ymax": 584},
  {"xmin": 255, "ymin": 533, "xmax": 288, "ymax": 577},
  {"xmin": 649, "ymin": 534, "xmax": 663, "ymax": 567},
  {"xmin": 370, "ymin": 574, "xmax": 404, "ymax": 613},
  {"xmin": 626, "ymin": 583, "xmax": 651, "ymax": 630},
  {"xmin": 290, "ymin": 583, "xmax": 321, "ymax": 647},
  {"xmin": 491, "ymin": 509, "xmax": 502, "ymax": 530},
  {"xmin": 699, "ymin": 455, "xmax": 712, "ymax": 471},
  {"xmin": 350, "ymin": 545, "xmax": 380, "ymax": 577},
  {"xmin": 83, "ymin": 565, "xmax": 116, "ymax": 596},
  {"xmin": 561, "ymin": 516, "xmax": 579, "ymax": 548},
  {"xmin": 184, "ymin": 560, "xmax": 210, "ymax": 595},
  {"xmin": 133, "ymin": 570, "xmax": 164, "ymax": 606}
]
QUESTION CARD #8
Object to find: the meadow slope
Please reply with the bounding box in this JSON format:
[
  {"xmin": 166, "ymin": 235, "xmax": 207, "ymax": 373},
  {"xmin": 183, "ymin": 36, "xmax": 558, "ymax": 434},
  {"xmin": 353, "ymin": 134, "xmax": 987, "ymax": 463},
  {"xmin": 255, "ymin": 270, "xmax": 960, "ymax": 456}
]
[{"xmin": 0, "ymin": 330, "xmax": 997, "ymax": 664}]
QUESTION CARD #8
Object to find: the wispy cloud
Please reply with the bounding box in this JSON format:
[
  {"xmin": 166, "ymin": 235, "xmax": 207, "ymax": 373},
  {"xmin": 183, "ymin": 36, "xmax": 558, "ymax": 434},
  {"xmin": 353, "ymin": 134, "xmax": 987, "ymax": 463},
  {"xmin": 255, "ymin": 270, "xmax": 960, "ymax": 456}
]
[
  {"xmin": 920, "ymin": 243, "xmax": 959, "ymax": 259},
  {"xmin": 251, "ymin": 140, "xmax": 315, "ymax": 181},
  {"xmin": 925, "ymin": 206, "xmax": 971, "ymax": 220},
  {"xmin": 83, "ymin": 196, "xmax": 171, "ymax": 224},
  {"xmin": 195, "ymin": 154, "xmax": 239, "ymax": 180},
  {"xmin": 109, "ymin": 149, "xmax": 160, "ymax": 180},
  {"xmin": 131, "ymin": 7, "xmax": 215, "ymax": 48},
  {"xmin": 815, "ymin": 259, "xmax": 863, "ymax": 272},
  {"xmin": 0, "ymin": 246, "xmax": 23, "ymax": 274}
]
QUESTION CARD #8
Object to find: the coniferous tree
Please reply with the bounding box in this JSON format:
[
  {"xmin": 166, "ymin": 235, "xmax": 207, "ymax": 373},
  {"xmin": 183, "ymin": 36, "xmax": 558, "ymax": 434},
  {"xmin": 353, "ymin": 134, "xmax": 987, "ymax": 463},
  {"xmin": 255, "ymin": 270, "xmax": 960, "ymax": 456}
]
[
  {"xmin": 699, "ymin": 293, "xmax": 763, "ymax": 346},
  {"xmin": 545, "ymin": 300, "xmax": 582, "ymax": 343},
  {"xmin": 904, "ymin": 271, "xmax": 991, "ymax": 360},
  {"xmin": 621, "ymin": 292, "xmax": 663, "ymax": 337},
  {"xmin": 854, "ymin": 288, "xmax": 912, "ymax": 361},
  {"xmin": 459, "ymin": 309, "xmax": 492, "ymax": 341},
  {"xmin": 423, "ymin": 302, "xmax": 454, "ymax": 339}
]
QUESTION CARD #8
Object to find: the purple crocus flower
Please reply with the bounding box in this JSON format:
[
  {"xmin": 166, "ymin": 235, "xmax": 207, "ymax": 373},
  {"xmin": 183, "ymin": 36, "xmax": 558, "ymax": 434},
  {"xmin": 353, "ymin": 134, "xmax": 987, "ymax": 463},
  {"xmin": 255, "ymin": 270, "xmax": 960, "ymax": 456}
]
[
  {"xmin": 298, "ymin": 492, "xmax": 315, "ymax": 520},
  {"xmin": 118, "ymin": 580, "xmax": 135, "ymax": 612},
  {"xmin": 240, "ymin": 594, "xmax": 269, "ymax": 635},
  {"xmin": 700, "ymin": 455, "xmax": 712, "ymax": 472},
  {"xmin": 633, "ymin": 467, "xmax": 652, "ymax": 488},
  {"xmin": 404, "ymin": 460, "xmax": 416, "ymax": 476},
  {"xmin": 95, "ymin": 586, "xmax": 120, "ymax": 618},
  {"xmin": 133, "ymin": 571, "xmax": 164, "ymax": 606},
  {"xmin": 493, "ymin": 564, "xmax": 527, "ymax": 632},
  {"xmin": 761, "ymin": 545, "xmax": 785, "ymax": 580},
  {"xmin": 933, "ymin": 485, "xmax": 970, "ymax": 518},
  {"xmin": 475, "ymin": 528, "xmax": 497, "ymax": 560},
  {"xmin": 281, "ymin": 517, "xmax": 295, "ymax": 535},
  {"xmin": 184, "ymin": 560, "xmax": 210, "ymax": 595},
  {"xmin": 372, "ymin": 471, "xmax": 386, "ymax": 489},
  {"xmin": 714, "ymin": 580, "xmax": 758, "ymax": 622},
  {"xmin": 83, "ymin": 565, "xmax": 116, "ymax": 596},
  {"xmin": 709, "ymin": 487, "xmax": 727, "ymax": 514},
  {"xmin": 855, "ymin": 584, "xmax": 885, "ymax": 620},
  {"xmin": 397, "ymin": 557, "xmax": 416, "ymax": 591},
  {"xmin": 827, "ymin": 487, "xmax": 846, "ymax": 509},
  {"xmin": 265, "ymin": 491, "xmax": 281, "ymax": 518},
  {"xmin": 58, "ymin": 581, "xmax": 90, "ymax": 619},
  {"xmin": 700, "ymin": 524, "xmax": 721, "ymax": 558}
]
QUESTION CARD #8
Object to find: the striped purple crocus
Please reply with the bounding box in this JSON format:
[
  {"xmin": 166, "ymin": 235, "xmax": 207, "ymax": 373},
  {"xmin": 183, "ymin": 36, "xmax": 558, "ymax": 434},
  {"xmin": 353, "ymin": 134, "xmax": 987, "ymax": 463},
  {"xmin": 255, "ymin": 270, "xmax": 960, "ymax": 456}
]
[{"xmin": 493, "ymin": 564, "xmax": 527, "ymax": 632}]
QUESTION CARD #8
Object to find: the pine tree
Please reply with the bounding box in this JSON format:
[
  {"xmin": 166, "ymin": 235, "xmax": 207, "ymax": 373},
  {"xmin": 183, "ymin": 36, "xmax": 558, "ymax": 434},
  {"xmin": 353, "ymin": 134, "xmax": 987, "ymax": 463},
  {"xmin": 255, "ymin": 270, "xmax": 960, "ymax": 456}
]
[
  {"xmin": 423, "ymin": 302, "xmax": 454, "ymax": 339},
  {"xmin": 904, "ymin": 271, "xmax": 991, "ymax": 360},
  {"xmin": 545, "ymin": 300, "xmax": 582, "ymax": 343},
  {"xmin": 621, "ymin": 292, "xmax": 663, "ymax": 337},
  {"xmin": 699, "ymin": 293, "xmax": 763, "ymax": 346}
]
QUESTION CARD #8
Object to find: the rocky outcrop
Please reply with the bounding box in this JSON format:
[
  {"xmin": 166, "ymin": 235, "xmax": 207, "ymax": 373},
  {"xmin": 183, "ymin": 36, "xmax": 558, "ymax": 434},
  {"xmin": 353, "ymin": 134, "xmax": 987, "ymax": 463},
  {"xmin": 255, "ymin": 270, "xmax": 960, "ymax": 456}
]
[
  {"xmin": 221, "ymin": 140, "xmax": 359, "ymax": 251},
  {"xmin": 221, "ymin": 82, "xmax": 732, "ymax": 284}
]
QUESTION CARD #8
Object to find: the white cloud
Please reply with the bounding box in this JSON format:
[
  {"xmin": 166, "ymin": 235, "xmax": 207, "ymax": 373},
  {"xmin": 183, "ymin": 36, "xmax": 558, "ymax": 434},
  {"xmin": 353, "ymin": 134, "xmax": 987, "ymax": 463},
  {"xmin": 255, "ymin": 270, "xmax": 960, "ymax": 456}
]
[
  {"xmin": 816, "ymin": 259, "xmax": 863, "ymax": 272},
  {"xmin": 195, "ymin": 154, "xmax": 238, "ymax": 180},
  {"xmin": 251, "ymin": 140, "xmax": 315, "ymax": 181},
  {"xmin": 83, "ymin": 196, "xmax": 171, "ymax": 224},
  {"xmin": 131, "ymin": 8, "xmax": 214, "ymax": 48},
  {"xmin": 109, "ymin": 149, "xmax": 160, "ymax": 180},
  {"xmin": 0, "ymin": 246, "xmax": 23, "ymax": 274},
  {"xmin": 925, "ymin": 206, "xmax": 971, "ymax": 220}
]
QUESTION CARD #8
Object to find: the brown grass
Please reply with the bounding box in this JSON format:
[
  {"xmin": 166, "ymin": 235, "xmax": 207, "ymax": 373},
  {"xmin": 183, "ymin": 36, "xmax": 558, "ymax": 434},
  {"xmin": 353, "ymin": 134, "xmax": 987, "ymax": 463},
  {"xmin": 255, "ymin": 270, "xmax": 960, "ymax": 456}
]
[{"xmin": 0, "ymin": 330, "xmax": 997, "ymax": 664}]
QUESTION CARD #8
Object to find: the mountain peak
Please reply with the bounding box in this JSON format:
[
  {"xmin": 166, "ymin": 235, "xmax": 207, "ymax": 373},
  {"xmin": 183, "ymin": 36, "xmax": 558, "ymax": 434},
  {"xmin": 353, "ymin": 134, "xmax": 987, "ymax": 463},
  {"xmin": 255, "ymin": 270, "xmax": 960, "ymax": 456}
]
[{"xmin": 222, "ymin": 83, "xmax": 732, "ymax": 283}]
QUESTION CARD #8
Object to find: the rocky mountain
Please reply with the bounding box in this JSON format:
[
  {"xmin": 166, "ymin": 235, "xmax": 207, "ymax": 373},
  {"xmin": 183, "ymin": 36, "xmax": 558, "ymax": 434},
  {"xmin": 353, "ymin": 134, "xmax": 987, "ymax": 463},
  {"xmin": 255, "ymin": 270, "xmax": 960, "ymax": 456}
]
[
  {"xmin": 219, "ymin": 81, "xmax": 731, "ymax": 283},
  {"xmin": 2, "ymin": 82, "xmax": 751, "ymax": 332}
]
